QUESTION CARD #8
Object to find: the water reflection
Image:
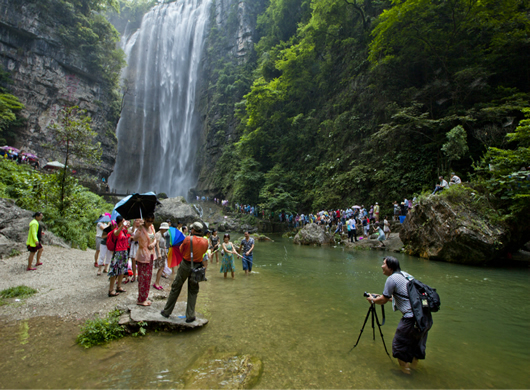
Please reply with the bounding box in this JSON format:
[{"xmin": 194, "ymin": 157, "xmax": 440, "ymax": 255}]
[{"xmin": 0, "ymin": 236, "xmax": 529, "ymax": 388}]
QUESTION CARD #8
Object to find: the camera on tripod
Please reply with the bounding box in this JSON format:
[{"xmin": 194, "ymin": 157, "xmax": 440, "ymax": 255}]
[{"xmin": 349, "ymin": 292, "xmax": 389, "ymax": 357}]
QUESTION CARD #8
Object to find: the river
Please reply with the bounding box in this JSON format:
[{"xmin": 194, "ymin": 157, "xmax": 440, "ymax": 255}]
[{"xmin": 0, "ymin": 235, "xmax": 529, "ymax": 388}]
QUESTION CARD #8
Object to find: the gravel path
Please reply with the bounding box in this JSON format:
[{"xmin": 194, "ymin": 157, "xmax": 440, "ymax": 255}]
[{"xmin": 0, "ymin": 246, "xmax": 177, "ymax": 321}]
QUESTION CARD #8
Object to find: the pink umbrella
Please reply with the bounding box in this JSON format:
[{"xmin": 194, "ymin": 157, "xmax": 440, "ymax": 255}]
[{"xmin": 1, "ymin": 146, "xmax": 20, "ymax": 154}]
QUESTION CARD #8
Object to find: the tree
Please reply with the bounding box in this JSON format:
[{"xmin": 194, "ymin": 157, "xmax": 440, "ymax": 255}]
[
  {"xmin": 45, "ymin": 106, "xmax": 102, "ymax": 215},
  {"xmin": 476, "ymin": 109, "xmax": 530, "ymax": 219},
  {"xmin": 441, "ymin": 125, "xmax": 470, "ymax": 165}
]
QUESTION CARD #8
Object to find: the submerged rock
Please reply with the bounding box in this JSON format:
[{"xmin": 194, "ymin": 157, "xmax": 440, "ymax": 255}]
[
  {"xmin": 182, "ymin": 346, "xmax": 262, "ymax": 389},
  {"xmin": 400, "ymin": 196, "xmax": 509, "ymax": 264},
  {"xmin": 293, "ymin": 223, "xmax": 333, "ymax": 246},
  {"xmin": 119, "ymin": 302, "xmax": 208, "ymax": 331}
]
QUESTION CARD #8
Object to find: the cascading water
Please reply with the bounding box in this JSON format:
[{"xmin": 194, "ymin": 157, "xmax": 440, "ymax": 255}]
[{"xmin": 109, "ymin": 0, "xmax": 211, "ymax": 196}]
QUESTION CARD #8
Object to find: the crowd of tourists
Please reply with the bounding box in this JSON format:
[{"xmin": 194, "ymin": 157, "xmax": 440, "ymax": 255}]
[{"xmin": 25, "ymin": 213, "xmax": 256, "ymax": 323}]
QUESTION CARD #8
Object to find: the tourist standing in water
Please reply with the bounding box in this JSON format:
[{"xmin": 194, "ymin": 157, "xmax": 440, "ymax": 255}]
[
  {"xmin": 26, "ymin": 212, "xmax": 44, "ymax": 271},
  {"xmin": 133, "ymin": 214, "xmax": 157, "ymax": 306},
  {"xmin": 209, "ymin": 230, "xmax": 220, "ymax": 264},
  {"xmin": 107, "ymin": 216, "xmax": 129, "ymax": 297},
  {"xmin": 220, "ymin": 233, "xmax": 236, "ymax": 279},
  {"xmin": 366, "ymin": 257, "xmax": 431, "ymax": 374},
  {"xmin": 239, "ymin": 231, "xmax": 255, "ymax": 275},
  {"xmin": 161, "ymin": 222, "xmax": 209, "ymax": 322}
]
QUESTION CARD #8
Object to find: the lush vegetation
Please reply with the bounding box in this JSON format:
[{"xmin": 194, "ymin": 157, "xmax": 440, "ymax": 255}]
[
  {"xmin": 0, "ymin": 158, "xmax": 112, "ymax": 249},
  {"xmin": 76, "ymin": 309, "xmax": 125, "ymax": 348},
  {"xmin": 44, "ymin": 106, "xmax": 102, "ymax": 215},
  {"xmin": 204, "ymin": 0, "xmax": 530, "ymax": 218}
]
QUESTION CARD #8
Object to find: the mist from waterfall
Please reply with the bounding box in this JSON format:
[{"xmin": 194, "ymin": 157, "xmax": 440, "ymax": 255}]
[{"xmin": 109, "ymin": 0, "xmax": 211, "ymax": 197}]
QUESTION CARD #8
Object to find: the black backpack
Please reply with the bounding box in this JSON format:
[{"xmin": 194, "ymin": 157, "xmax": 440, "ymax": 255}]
[{"xmin": 399, "ymin": 272, "xmax": 440, "ymax": 332}]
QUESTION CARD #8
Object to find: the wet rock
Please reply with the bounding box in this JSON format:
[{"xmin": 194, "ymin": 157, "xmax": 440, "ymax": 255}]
[
  {"xmin": 120, "ymin": 302, "xmax": 208, "ymax": 331},
  {"xmin": 345, "ymin": 233, "xmax": 403, "ymax": 253},
  {"xmin": 155, "ymin": 197, "xmax": 202, "ymax": 226},
  {"xmin": 183, "ymin": 346, "xmax": 262, "ymax": 389},
  {"xmin": 400, "ymin": 196, "xmax": 509, "ymax": 264},
  {"xmin": 251, "ymin": 233, "xmax": 273, "ymax": 241},
  {"xmin": 293, "ymin": 223, "xmax": 333, "ymax": 246},
  {"xmin": 0, "ymin": 198, "xmax": 68, "ymax": 258}
]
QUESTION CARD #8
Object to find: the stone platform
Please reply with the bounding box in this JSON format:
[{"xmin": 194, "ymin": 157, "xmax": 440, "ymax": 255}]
[{"xmin": 117, "ymin": 301, "xmax": 208, "ymax": 331}]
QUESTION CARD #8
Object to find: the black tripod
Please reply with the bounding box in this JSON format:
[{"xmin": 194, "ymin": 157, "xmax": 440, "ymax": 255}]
[{"xmin": 349, "ymin": 302, "xmax": 391, "ymax": 358}]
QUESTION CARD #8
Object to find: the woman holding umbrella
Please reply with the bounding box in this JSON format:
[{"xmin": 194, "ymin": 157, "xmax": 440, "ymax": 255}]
[{"xmin": 133, "ymin": 214, "xmax": 157, "ymax": 306}]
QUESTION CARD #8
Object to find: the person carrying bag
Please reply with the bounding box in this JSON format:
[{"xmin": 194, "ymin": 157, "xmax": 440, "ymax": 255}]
[{"xmin": 160, "ymin": 222, "xmax": 209, "ymax": 323}]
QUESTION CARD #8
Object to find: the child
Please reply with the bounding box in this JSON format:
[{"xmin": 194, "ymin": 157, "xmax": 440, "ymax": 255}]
[{"xmin": 220, "ymin": 233, "xmax": 237, "ymax": 279}]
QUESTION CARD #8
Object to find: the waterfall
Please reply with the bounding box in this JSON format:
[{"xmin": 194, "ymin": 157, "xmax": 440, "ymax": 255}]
[{"xmin": 109, "ymin": 0, "xmax": 211, "ymax": 196}]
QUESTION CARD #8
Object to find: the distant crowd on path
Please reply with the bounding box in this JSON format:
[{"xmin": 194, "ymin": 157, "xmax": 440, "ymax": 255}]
[{"xmin": 25, "ymin": 212, "xmax": 256, "ymax": 324}]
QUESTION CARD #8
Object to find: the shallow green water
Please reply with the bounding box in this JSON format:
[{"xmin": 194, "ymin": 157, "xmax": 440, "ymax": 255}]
[{"xmin": 1, "ymin": 235, "xmax": 529, "ymax": 388}]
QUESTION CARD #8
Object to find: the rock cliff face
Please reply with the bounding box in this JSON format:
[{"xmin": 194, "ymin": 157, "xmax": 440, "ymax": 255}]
[
  {"xmin": 0, "ymin": 0, "xmax": 117, "ymax": 178},
  {"xmin": 399, "ymin": 196, "xmax": 510, "ymax": 264},
  {"xmin": 193, "ymin": 0, "xmax": 266, "ymax": 197}
]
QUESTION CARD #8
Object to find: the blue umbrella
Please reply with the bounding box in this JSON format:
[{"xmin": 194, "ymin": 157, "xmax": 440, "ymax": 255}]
[{"xmin": 95, "ymin": 215, "xmax": 112, "ymax": 223}]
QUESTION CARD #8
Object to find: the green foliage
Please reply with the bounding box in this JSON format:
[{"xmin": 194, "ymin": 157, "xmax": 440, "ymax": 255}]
[
  {"xmin": 474, "ymin": 108, "xmax": 530, "ymax": 219},
  {"xmin": 76, "ymin": 309, "xmax": 125, "ymax": 348},
  {"xmin": 204, "ymin": 0, "xmax": 530, "ymax": 217},
  {"xmin": 0, "ymin": 285, "xmax": 38, "ymax": 299},
  {"xmin": 442, "ymin": 125, "xmax": 470, "ymax": 163},
  {"xmin": 44, "ymin": 106, "xmax": 102, "ymax": 216},
  {"xmin": 0, "ymin": 158, "xmax": 112, "ymax": 249},
  {"xmin": 131, "ymin": 321, "xmax": 148, "ymax": 337}
]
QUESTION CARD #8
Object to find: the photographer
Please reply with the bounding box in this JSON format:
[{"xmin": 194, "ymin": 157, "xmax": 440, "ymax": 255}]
[
  {"xmin": 366, "ymin": 257, "xmax": 431, "ymax": 374},
  {"xmin": 161, "ymin": 222, "xmax": 208, "ymax": 323}
]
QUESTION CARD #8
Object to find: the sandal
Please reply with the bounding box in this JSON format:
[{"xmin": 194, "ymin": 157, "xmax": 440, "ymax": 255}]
[
  {"xmin": 108, "ymin": 291, "xmax": 119, "ymax": 297},
  {"xmin": 152, "ymin": 284, "xmax": 163, "ymax": 291},
  {"xmin": 116, "ymin": 287, "xmax": 126, "ymax": 293},
  {"xmin": 36, "ymin": 262, "xmax": 43, "ymax": 266},
  {"xmin": 136, "ymin": 300, "xmax": 151, "ymax": 306},
  {"xmin": 131, "ymin": 276, "xmax": 136, "ymax": 283},
  {"xmin": 97, "ymin": 271, "xmax": 102, "ymax": 276},
  {"xmin": 123, "ymin": 278, "xmax": 129, "ymax": 284},
  {"xmin": 26, "ymin": 267, "xmax": 37, "ymax": 271}
]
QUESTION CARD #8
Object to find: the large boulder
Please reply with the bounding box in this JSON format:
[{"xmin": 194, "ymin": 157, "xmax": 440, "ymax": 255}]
[
  {"xmin": 293, "ymin": 223, "xmax": 333, "ymax": 246},
  {"xmin": 155, "ymin": 196, "xmax": 202, "ymax": 226},
  {"xmin": 0, "ymin": 198, "xmax": 68, "ymax": 258},
  {"xmin": 400, "ymin": 196, "xmax": 510, "ymax": 264}
]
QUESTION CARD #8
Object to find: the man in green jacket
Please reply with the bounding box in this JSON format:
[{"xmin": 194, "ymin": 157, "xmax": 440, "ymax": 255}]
[{"xmin": 26, "ymin": 212, "xmax": 44, "ymax": 271}]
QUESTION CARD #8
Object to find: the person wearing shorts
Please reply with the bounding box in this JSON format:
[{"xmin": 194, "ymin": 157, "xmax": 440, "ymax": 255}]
[
  {"xmin": 239, "ymin": 231, "xmax": 255, "ymax": 275},
  {"xmin": 26, "ymin": 212, "xmax": 44, "ymax": 271},
  {"xmin": 366, "ymin": 257, "xmax": 432, "ymax": 374}
]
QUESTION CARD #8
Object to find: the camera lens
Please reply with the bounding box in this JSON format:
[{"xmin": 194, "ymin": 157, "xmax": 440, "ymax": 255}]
[{"xmin": 363, "ymin": 291, "xmax": 370, "ymax": 297}]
